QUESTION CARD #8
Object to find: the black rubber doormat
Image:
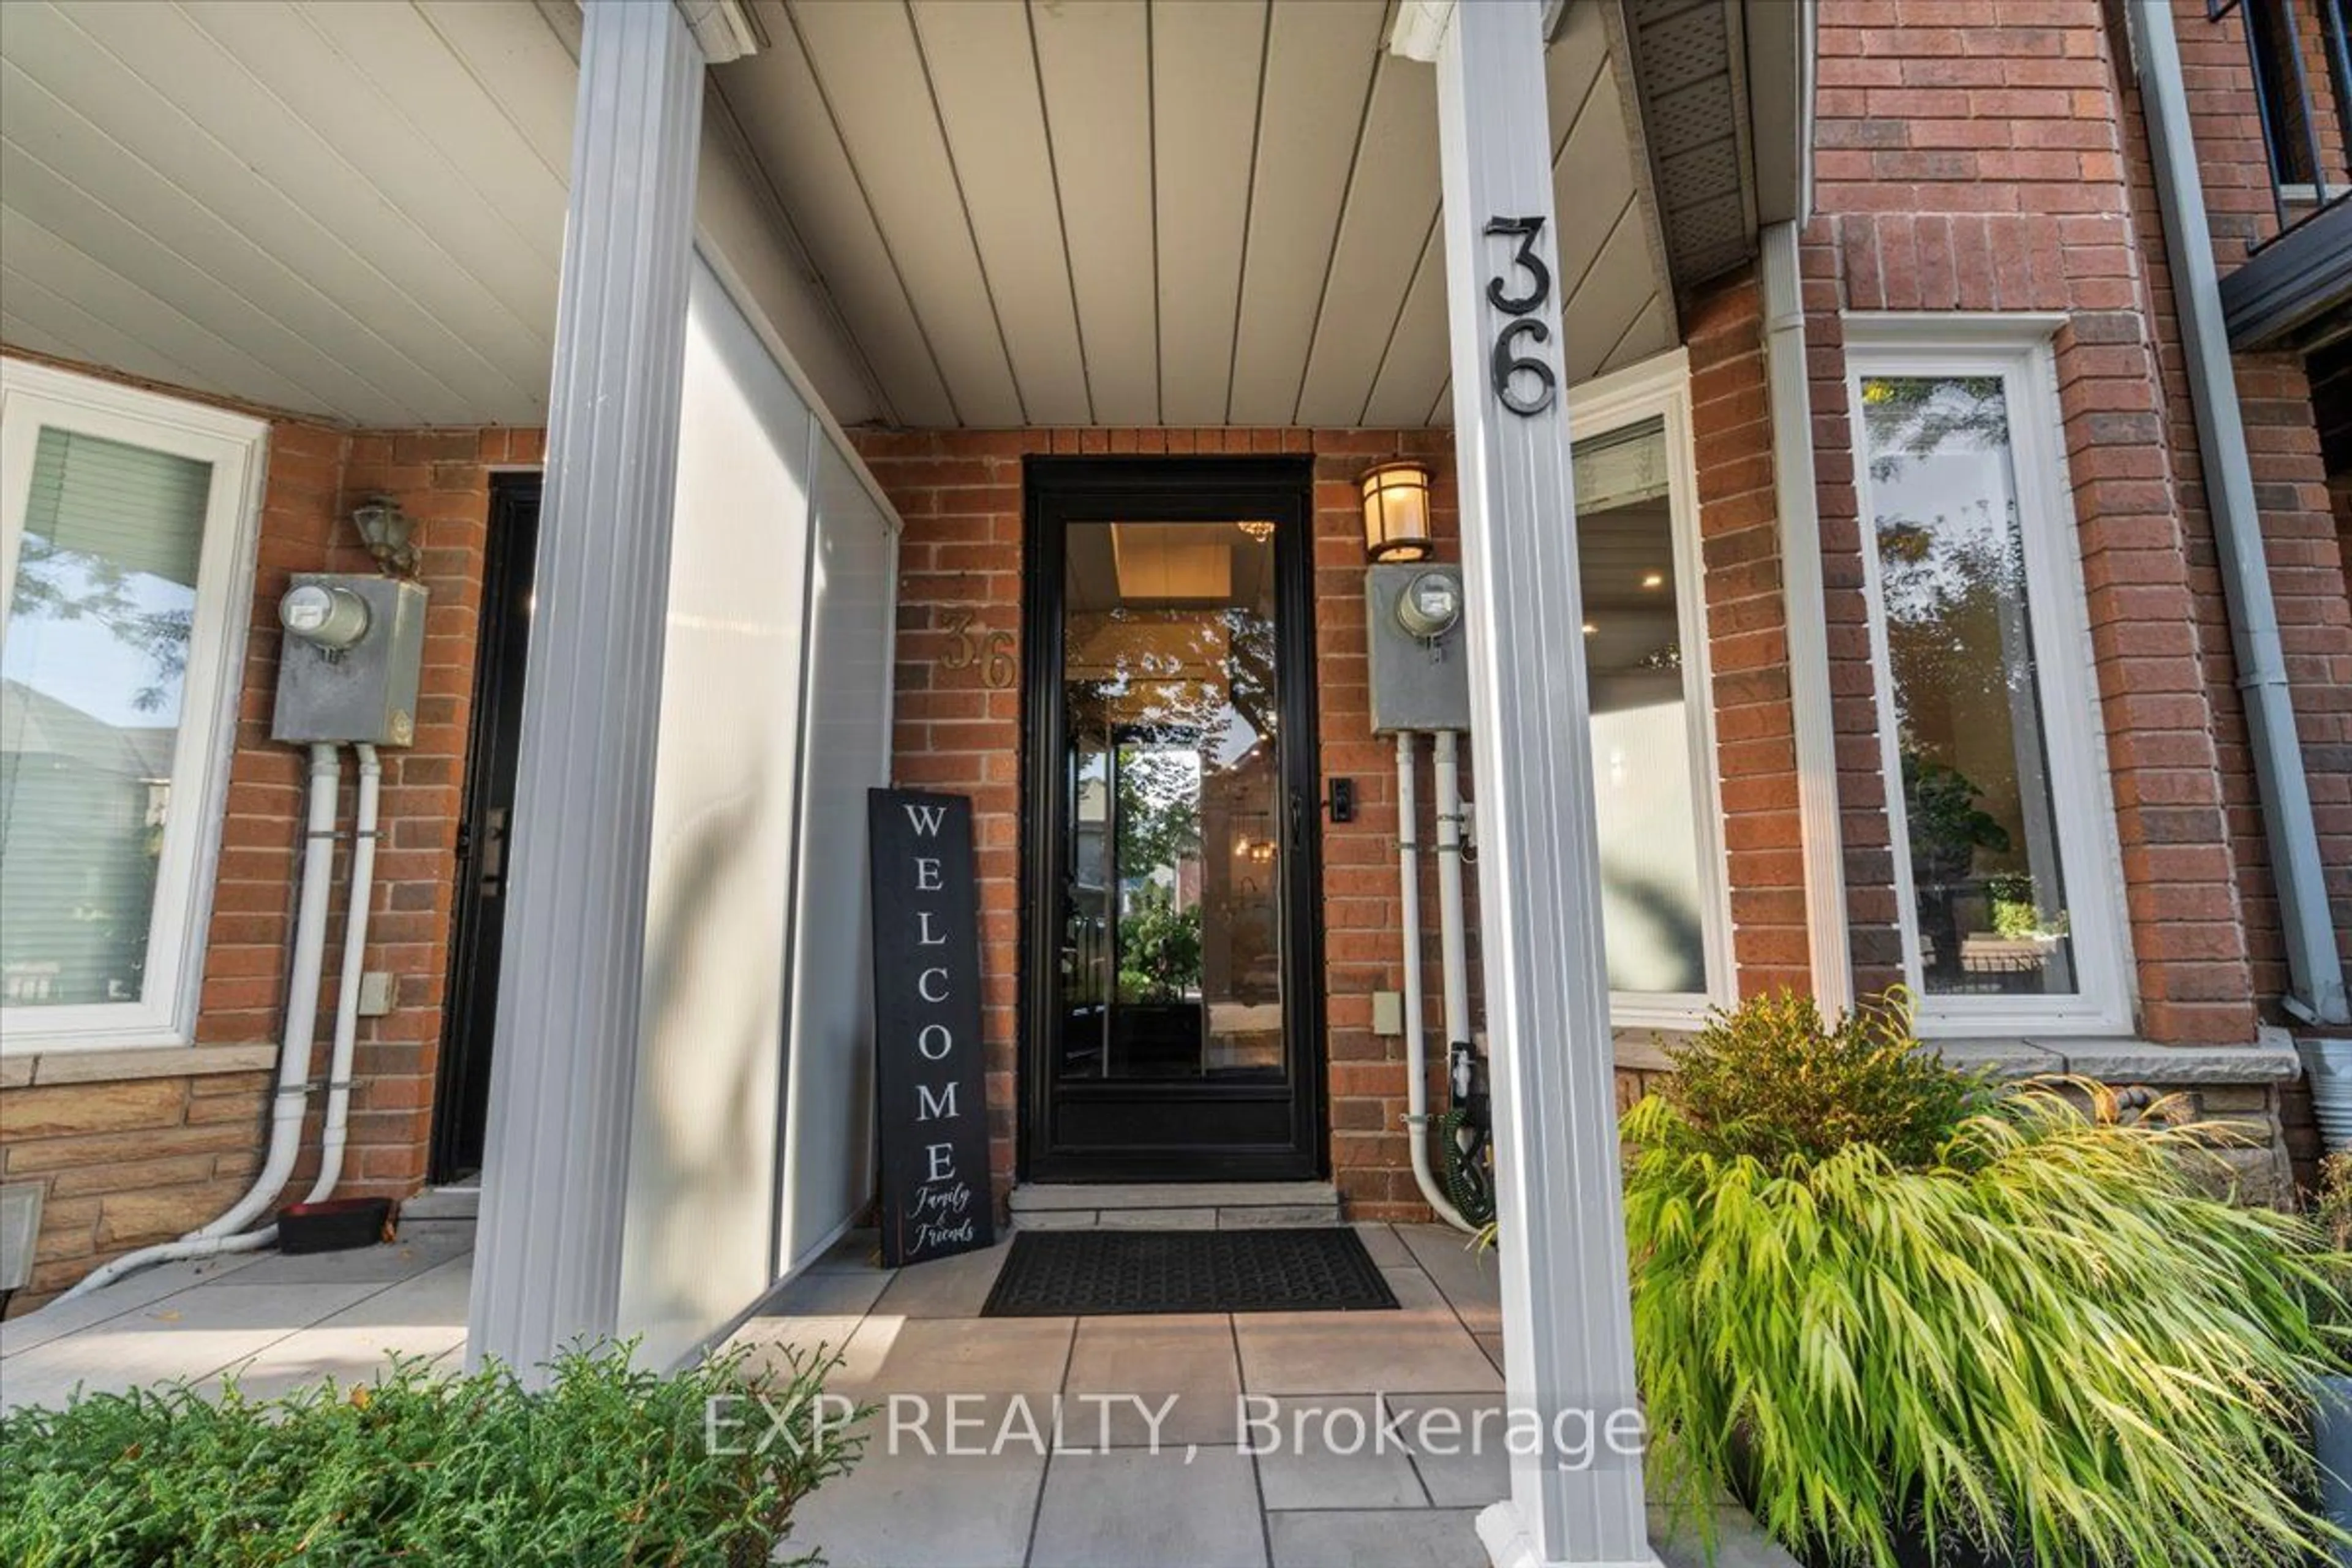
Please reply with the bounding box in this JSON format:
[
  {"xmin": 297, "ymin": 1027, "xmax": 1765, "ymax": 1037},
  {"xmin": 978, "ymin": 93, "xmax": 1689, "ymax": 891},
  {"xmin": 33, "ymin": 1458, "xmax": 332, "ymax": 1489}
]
[{"xmin": 981, "ymin": 1227, "xmax": 1400, "ymax": 1317}]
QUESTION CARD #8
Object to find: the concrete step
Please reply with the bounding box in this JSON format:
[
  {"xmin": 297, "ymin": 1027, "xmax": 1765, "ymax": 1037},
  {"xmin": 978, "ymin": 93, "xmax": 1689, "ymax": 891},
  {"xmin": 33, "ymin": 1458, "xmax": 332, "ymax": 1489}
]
[
  {"xmin": 398, "ymin": 1185, "xmax": 480, "ymax": 1222},
  {"xmin": 1008, "ymin": 1181, "xmax": 1342, "ymax": 1231}
]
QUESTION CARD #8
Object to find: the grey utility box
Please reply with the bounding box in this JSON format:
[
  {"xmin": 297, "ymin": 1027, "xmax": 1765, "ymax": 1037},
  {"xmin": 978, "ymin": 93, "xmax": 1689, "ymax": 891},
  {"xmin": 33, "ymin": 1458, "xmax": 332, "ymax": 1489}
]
[
  {"xmin": 1366, "ymin": 562, "xmax": 1471, "ymax": 735},
  {"xmin": 270, "ymin": 574, "xmax": 428, "ymax": 747}
]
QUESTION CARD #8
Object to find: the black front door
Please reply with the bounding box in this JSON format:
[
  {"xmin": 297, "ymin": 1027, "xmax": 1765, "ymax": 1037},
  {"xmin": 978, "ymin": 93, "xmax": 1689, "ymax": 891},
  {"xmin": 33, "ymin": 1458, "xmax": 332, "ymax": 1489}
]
[
  {"xmin": 430, "ymin": 473, "xmax": 538, "ymax": 1182},
  {"xmin": 1022, "ymin": 458, "xmax": 1325, "ymax": 1182}
]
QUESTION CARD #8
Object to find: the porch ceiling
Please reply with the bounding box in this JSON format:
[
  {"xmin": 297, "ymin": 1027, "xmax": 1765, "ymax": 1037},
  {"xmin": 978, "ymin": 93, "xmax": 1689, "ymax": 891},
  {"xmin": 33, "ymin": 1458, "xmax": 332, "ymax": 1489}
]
[
  {"xmin": 713, "ymin": 0, "xmax": 1679, "ymax": 430},
  {"xmin": 0, "ymin": 0, "xmax": 576, "ymax": 428}
]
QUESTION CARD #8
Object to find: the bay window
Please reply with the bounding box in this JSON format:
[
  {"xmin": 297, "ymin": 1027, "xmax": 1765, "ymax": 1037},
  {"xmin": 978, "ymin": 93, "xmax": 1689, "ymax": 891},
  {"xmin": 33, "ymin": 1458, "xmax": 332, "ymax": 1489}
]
[
  {"xmin": 1845, "ymin": 320, "xmax": 2131, "ymax": 1034},
  {"xmin": 1569, "ymin": 352, "xmax": 1733, "ymax": 1027},
  {"xmin": 0, "ymin": 358, "xmax": 265, "ymax": 1052}
]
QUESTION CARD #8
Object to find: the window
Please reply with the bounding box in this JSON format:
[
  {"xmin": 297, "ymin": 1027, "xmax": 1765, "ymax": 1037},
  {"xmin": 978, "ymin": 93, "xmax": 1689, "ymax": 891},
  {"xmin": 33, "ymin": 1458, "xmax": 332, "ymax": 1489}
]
[
  {"xmin": 1569, "ymin": 352, "xmax": 1733, "ymax": 1027},
  {"xmin": 0, "ymin": 359, "xmax": 265, "ymax": 1052},
  {"xmin": 1845, "ymin": 321, "xmax": 2131, "ymax": 1034}
]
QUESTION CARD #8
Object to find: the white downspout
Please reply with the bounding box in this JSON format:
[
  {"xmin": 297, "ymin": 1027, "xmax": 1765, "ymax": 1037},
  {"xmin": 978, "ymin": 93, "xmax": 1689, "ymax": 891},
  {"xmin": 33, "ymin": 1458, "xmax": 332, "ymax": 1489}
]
[
  {"xmin": 304, "ymin": 743, "xmax": 379, "ymax": 1205},
  {"xmin": 1398, "ymin": 730, "xmax": 1474, "ymax": 1233},
  {"xmin": 58, "ymin": 744, "xmax": 344, "ymax": 1302}
]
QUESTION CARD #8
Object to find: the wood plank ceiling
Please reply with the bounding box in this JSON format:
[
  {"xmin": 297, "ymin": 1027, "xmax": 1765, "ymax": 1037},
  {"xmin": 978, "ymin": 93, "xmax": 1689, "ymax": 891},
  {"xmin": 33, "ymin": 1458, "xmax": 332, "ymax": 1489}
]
[
  {"xmin": 0, "ymin": 0, "xmax": 576, "ymax": 427},
  {"xmin": 0, "ymin": 0, "xmax": 1682, "ymax": 434},
  {"xmin": 715, "ymin": 0, "xmax": 1677, "ymax": 430}
]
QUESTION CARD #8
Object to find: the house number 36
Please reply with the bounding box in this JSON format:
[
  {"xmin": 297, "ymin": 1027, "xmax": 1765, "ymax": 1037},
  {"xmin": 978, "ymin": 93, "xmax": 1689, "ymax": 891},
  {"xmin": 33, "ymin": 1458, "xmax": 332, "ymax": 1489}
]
[
  {"xmin": 1484, "ymin": 216, "xmax": 1558, "ymax": 418},
  {"xmin": 940, "ymin": 609, "xmax": 1016, "ymax": 689}
]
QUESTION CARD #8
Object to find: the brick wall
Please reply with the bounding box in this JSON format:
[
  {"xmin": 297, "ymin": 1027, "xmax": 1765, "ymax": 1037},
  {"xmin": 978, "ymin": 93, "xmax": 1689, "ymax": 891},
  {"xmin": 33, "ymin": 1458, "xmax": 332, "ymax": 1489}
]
[
  {"xmin": 1687, "ymin": 268, "xmax": 1811, "ymax": 997},
  {"xmin": 859, "ymin": 399, "xmax": 1804, "ymax": 1221},
  {"xmin": 2184, "ymin": 0, "xmax": 2351, "ymax": 268},
  {"xmin": 2163, "ymin": 0, "xmax": 2352, "ymax": 997},
  {"xmin": 855, "ymin": 426, "xmax": 1463, "ymax": 1221},
  {"xmin": 1308, "ymin": 431, "xmax": 1468, "ymax": 1218},
  {"xmin": 0, "ymin": 350, "xmax": 535, "ymax": 1306},
  {"xmin": 320, "ymin": 429, "xmax": 542, "ymax": 1191},
  {"xmin": 1809, "ymin": 0, "xmax": 2269, "ymax": 1041}
]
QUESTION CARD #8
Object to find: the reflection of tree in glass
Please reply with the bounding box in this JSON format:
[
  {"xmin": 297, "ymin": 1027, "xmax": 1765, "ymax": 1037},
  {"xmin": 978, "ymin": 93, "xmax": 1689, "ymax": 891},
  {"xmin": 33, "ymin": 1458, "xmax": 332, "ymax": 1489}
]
[
  {"xmin": 1875, "ymin": 508, "xmax": 2031, "ymax": 715},
  {"xmin": 10, "ymin": 534, "xmax": 190, "ymax": 712},
  {"xmin": 1116, "ymin": 745, "xmax": 1200, "ymax": 880},
  {"xmin": 1219, "ymin": 607, "xmax": 1277, "ymax": 740},
  {"xmin": 1068, "ymin": 606, "xmax": 1276, "ymax": 760},
  {"xmin": 1118, "ymin": 881, "xmax": 1202, "ymax": 1002},
  {"xmin": 1901, "ymin": 753, "xmax": 2011, "ymax": 882},
  {"xmin": 1862, "ymin": 375, "xmax": 2035, "ymax": 720},
  {"xmin": 1860, "ymin": 374, "xmax": 2007, "ymax": 484}
]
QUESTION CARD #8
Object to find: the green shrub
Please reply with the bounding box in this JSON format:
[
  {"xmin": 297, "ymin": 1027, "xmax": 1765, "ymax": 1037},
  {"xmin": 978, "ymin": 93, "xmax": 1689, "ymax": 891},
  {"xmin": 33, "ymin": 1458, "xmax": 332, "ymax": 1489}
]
[
  {"xmin": 1629, "ymin": 992, "xmax": 2350, "ymax": 1568},
  {"xmin": 1657, "ymin": 987, "xmax": 1989, "ymax": 1168},
  {"xmin": 0, "ymin": 1341, "xmax": 861, "ymax": 1567}
]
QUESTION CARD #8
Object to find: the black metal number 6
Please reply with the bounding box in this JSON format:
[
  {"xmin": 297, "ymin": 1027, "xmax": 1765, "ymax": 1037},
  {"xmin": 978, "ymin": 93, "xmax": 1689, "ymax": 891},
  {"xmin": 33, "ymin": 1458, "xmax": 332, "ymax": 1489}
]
[
  {"xmin": 1483, "ymin": 216, "xmax": 1551, "ymax": 315},
  {"xmin": 1491, "ymin": 318, "xmax": 1558, "ymax": 417},
  {"xmin": 1483, "ymin": 216, "xmax": 1556, "ymax": 417}
]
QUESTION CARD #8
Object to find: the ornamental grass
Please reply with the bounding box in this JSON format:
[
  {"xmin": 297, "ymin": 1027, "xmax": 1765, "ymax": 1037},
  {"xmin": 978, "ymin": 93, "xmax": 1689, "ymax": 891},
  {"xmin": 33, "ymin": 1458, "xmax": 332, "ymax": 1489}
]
[{"xmin": 1629, "ymin": 990, "xmax": 2350, "ymax": 1568}]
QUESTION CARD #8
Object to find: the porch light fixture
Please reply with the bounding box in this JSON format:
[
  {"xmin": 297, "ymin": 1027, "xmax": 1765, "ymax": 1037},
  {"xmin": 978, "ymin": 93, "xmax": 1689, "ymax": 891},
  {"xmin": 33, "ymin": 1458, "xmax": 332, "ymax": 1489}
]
[
  {"xmin": 349, "ymin": 494, "xmax": 420, "ymax": 578},
  {"xmin": 1359, "ymin": 461, "xmax": 1434, "ymax": 562},
  {"xmin": 1237, "ymin": 519, "xmax": 1276, "ymax": 542}
]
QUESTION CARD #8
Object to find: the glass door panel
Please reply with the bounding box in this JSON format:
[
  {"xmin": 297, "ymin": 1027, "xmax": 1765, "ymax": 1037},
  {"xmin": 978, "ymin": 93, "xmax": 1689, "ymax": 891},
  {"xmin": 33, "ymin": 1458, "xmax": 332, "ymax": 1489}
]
[{"xmin": 1058, "ymin": 522, "xmax": 1285, "ymax": 1085}]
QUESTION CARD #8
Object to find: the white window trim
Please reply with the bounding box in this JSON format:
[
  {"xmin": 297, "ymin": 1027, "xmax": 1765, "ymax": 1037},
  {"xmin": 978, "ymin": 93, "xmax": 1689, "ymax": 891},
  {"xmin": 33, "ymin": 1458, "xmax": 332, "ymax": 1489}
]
[
  {"xmin": 0, "ymin": 358, "xmax": 268, "ymax": 1055},
  {"xmin": 1568, "ymin": 348, "xmax": 1738, "ymax": 1030},
  {"xmin": 1842, "ymin": 315, "xmax": 2136, "ymax": 1037}
]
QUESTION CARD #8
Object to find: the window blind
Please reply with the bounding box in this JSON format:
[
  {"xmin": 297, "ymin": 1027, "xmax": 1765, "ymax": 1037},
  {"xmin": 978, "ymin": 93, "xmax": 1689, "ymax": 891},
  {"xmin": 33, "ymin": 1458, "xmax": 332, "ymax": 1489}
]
[{"xmin": 1, "ymin": 424, "xmax": 212, "ymax": 1009}]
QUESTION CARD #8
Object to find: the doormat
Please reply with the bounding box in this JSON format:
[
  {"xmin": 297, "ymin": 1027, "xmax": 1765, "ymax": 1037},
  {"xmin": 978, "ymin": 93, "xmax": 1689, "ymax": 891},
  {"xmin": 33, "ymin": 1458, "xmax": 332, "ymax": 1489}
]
[{"xmin": 981, "ymin": 1227, "xmax": 1400, "ymax": 1317}]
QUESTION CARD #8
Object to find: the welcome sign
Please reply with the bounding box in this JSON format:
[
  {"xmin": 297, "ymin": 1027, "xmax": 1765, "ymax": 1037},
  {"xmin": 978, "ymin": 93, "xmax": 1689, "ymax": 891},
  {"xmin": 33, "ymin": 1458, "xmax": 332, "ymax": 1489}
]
[{"xmin": 869, "ymin": 788, "xmax": 995, "ymax": 1267}]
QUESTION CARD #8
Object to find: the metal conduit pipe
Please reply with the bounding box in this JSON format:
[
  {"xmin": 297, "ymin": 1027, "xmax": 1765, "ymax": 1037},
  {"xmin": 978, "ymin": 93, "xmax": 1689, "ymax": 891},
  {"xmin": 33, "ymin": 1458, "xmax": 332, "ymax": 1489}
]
[
  {"xmin": 2133, "ymin": 0, "xmax": 2349, "ymax": 1025},
  {"xmin": 1433, "ymin": 731, "xmax": 1474, "ymax": 1068},
  {"xmin": 1397, "ymin": 731, "xmax": 1475, "ymax": 1232},
  {"xmin": 59, "ymin": 744, "xmax": 345, "ymax": 1303},
  {"xmin": 306, "ymin": 743, "xmax": 381, "ymax": 1205}
]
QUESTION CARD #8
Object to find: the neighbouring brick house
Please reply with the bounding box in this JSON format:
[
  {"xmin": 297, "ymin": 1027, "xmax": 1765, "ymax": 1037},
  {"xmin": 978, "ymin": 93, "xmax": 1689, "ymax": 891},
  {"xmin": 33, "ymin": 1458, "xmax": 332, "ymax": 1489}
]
[
  {"xmin": 1, "ymin": 384, "xmax": 541, "ymax": 1299},
  {"xmin": 0, "ymin": 0, "xmax": 2345, "ymax": 1379}
]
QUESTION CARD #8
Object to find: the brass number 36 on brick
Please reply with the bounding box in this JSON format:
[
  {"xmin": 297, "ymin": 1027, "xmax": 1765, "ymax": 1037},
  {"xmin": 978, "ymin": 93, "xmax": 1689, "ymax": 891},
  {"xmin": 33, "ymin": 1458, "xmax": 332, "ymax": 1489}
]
[{"xmin": 938, "ymin": 609, "xmax": 1016, "ymax": 690}]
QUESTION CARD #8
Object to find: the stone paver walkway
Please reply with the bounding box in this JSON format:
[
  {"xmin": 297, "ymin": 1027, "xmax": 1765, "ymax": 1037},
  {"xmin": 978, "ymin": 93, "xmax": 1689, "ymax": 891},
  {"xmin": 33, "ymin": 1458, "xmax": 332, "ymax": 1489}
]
[
  {"xmin": 2, "ymin": 1215, "xmax": 1792, "ymax": 1568},
  {"xmin": 731, "ymin": 1224, "xmax": 1792, "ymax": 1568},
  {"xmin": 1, "ymin": 1219, "xmax": 473, "ymax": 1411}
]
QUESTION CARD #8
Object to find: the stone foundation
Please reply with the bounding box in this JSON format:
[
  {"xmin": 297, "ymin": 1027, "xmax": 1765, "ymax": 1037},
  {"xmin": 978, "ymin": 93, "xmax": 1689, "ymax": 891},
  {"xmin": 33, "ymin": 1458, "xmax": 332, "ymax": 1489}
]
[{"xmin": 1608, "ymin": 1032, "xmax": 2301, "ymax": 1210}]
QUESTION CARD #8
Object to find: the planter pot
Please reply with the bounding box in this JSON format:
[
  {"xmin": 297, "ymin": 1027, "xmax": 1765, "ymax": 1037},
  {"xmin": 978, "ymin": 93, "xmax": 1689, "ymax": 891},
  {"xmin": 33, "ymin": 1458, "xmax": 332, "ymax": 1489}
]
[
  {"xmin": 1725, "ymin": 1429, "xmax": 2048, "ymax": 1568},
  {"xmin": 1757, "ymin": 1504, "xmax": 2030, "ymax": 1568},
  {"xmin": 278, "ymin": 1196, "xmax": 396, "ymax": 1254},
  {"xmin": 2313, "ymin": 1374, "xmax": 2352, "ymax": 1564},
  {"xmin": 2299, "ymin": 1039, "xmax": 2352, "ymax": 1156}
]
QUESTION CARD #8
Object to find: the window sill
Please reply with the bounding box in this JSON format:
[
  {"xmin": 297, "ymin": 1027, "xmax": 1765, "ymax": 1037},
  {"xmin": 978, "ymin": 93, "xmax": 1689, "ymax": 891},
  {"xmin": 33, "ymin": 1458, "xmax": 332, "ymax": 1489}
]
[
  {"xmin": 1605, "ymin": 1028, "xmax": 2302, "ymax": 1087},
  {"xmin": 1, "ymin": 1042, "xmax": 280, "ymax": 1090},
  {"xmin": 1929, "ymin": 1031, "xmax": 2301, "ymax": 1085}
]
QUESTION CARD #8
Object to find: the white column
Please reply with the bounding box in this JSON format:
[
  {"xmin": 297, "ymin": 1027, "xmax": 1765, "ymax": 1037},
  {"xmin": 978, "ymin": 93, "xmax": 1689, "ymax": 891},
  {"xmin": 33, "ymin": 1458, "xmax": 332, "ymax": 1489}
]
[
  {"xmin": 1392, "ymin": 4, "xmax": 1659, "ymax": 1565},
  {"xmin": 469, "ymin": 0, "xmax": 710, "ymax": 1377}
]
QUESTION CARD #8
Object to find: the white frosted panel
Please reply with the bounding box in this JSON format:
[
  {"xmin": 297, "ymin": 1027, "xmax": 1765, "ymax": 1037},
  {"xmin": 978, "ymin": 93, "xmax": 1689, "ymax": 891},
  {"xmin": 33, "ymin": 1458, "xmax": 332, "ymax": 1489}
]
[
  {"xmin": 619, "ymin": 259, "xmax": 815, "ymax": 1365},
  {"xmin": 778, "ymin": 437, "xmax": 894, "ymax": 1272},
  {"xmin": 1588, "ymin": 672, "xmax": 1707, "ymax": 995}
]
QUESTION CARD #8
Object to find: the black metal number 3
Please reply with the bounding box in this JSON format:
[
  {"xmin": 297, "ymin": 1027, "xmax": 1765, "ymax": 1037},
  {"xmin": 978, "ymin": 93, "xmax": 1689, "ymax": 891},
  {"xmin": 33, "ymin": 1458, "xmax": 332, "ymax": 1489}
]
[
  {"xmin": 1484, "ymin": 216, "xmax": 1551, "ymax": 314},
  {"xmin": 1483, "ymin": 215, "xmax": 1557, "ymax": 418}
]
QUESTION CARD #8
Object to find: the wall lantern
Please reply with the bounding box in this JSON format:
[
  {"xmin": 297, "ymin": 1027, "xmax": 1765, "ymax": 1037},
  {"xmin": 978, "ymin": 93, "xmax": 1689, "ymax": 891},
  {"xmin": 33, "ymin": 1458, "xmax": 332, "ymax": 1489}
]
[
  {"xmin": 1360, "ymin": 461, "xmax": 1434, "ymax": 562},
  {"xmin": 349, "ymin": 494, "xmax": 420, "ymax": 578}
]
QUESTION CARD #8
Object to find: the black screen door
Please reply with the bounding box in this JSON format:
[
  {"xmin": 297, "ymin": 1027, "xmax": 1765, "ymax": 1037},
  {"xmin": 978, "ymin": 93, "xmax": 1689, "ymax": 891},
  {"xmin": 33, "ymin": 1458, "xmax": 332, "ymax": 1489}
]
[
  {"xmin": 1021, "ymin": 459, "xmax": 1325, "ymax": 1182},
  {"xmin": 430, "ymin": 473, "xmax": 537, "ymax": 1182}
]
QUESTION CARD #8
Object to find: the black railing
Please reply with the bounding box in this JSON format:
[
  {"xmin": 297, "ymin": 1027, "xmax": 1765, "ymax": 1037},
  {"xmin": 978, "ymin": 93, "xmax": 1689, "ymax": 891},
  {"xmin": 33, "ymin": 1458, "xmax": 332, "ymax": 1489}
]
[{"xmin": 2213, "ymin": 0, "xmax": 2352, "ymax": 241}]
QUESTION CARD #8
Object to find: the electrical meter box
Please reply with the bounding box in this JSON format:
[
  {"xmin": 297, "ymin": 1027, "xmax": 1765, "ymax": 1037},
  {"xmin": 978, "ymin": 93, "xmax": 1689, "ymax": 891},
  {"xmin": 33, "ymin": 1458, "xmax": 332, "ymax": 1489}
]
[
  {"xmin": 1366, "ymin": 562, "xmax": 1471, "ymax": 734},
  {"xmin": 270, "ymin": 574, "xmax": 428, "ymax": 746}
]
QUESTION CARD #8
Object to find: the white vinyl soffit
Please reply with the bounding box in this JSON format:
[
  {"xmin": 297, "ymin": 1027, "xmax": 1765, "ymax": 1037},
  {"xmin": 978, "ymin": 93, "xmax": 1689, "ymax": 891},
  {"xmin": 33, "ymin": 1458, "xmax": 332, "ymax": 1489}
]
[{"xmin": 711, "ymin": 0, "xmax": 1677, "ymax": 428}]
